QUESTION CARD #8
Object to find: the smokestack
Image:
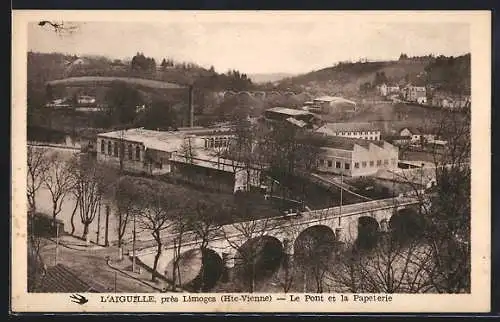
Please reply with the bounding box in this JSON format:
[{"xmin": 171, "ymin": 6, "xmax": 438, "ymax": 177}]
[{"xmin": 188, "ymin": 85, "xmax": 194, "ymax": 128}]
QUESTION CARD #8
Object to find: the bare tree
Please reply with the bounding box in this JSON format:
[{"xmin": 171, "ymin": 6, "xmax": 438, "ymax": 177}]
[
  {"xmin": 71, "ymin": 158, "xmax": 104, "ymax": 240},
  {"xmin": 185, "ymin": 197, "xmax": 228, "ymax": 291},
  {"xmin": 112, "ymin": 176, "xmax": 138, "ymax": 250},
  {"xmin": 42, "ymin": 152, "xmax": 75, "ymax": 223},
  {"xmin": 425, "ymin": 110, "xmax": 471, "ymax": 293},
  {"xmin": 222, "ymin": 201, "xmax": 280, "ymax": 292},
  {"xmin": 325, "ymin": 233, "xmax": 435, "ymax": 293},
  {"xmin": 27, "ymin": 212, "xmax": 46, "ymax": 292},
  {"xmin": 179, "ymin": 136, "xmax": 197, "ymax": 164},
  {"xmin": 27, "ymin": 146, "xmax": 48, "ymax": 212},
  {"xmin": 136, "ymin": 179, "xmax": 179, "ymax": 282},
  {"xmin": 392, "ymin": 110, "xmax": 471, "ymax": 293}
]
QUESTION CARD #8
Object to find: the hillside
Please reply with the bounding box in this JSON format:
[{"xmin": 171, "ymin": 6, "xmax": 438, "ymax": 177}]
[
  {"xmin": 274, "ymin": 54, "xmax": 470, "ymax": 97},
  {"xmin": 27, "ymin": 52, "xmax": 256, "ymax": 107}
]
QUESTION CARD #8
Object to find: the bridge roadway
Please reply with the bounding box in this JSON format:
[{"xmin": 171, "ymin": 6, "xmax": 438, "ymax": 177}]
[{"xmin": 132, "ymin": 195, "xmax": 420, "ymax": 279}]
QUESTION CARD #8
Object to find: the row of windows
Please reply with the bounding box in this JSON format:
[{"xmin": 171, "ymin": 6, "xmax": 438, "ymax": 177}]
[
  {"xmin": 204, "ymin": 137, "xmax": 232, "ymax": 149},
  {"xmin": 319, "ymin": 158, "xmax": 397, "ymax": 171},
  {"xmin": 336, "ymin": 131, "xmax": 379, "ymax": 136},
  {"xmin": 353, "ymin": 158, "xmax": 397, "ymax": 169},
  {"xmin": 100, "ymin": 140, "xmax": 142, "ymax": 161},
  {"xmin": 319, "ymin": 159, "xmax": 351, "ymax": 170}
]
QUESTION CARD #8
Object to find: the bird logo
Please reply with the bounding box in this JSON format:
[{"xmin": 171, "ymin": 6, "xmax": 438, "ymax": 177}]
[{"xmin": 70, "ymin": 294, "xmax": 88, "ymax": 305}]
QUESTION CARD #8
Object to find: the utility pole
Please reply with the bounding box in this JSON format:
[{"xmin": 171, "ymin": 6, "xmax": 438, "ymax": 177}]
[
  {"xmin": 96, "ymin": 198, "xmax": 101, "ymax": 245},
  {"xmin": 105, "ymin": 204, "xmax": 110, "ymax": 247},
  {"xmin": 132, "ymin": 210, "xmax": 136, "ymax": 273},
  {"xmin": 338, "ymin": 172, "xmax": 343, "ymax": 226}
]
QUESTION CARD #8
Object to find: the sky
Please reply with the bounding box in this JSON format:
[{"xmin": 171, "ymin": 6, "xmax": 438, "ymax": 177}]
[{"xmin": 27, "ymin": 20, "xmax": 470, "ymax": 75}]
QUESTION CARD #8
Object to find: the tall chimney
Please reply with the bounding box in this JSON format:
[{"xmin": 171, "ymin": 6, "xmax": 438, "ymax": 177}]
[{"xmin": 188, "ymin": 85, "xmax": 194, "ymax": 128}]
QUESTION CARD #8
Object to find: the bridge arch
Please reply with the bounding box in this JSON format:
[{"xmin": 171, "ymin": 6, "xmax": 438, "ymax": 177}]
[
  {"xmin": 389, "ymin": 207, "xmax": 427, "ymax": 242},
  {"xmin": 356, "ymin": 216, "xmax": 380, "ymax": 250},
  {"xmin": 293, "ymin": 225, "xmax": 337, "ymax": 265},
  {"xmin": 164, "ymin": 247, "xmax": 224, "ymax": 292},
  {"xmin": 235, "ymin": 235, "xmax": 284, "ymax": 281}
]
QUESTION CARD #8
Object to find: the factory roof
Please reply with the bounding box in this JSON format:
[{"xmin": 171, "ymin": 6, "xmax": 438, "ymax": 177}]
[
  {"xmin": 317, "ymin": 122, "xmax": 379, "ymax": 133},
  {"xmin": 97, "ymin": 127, "xmax": 233, "ymax": 152},
  {"xmin": 313, "ymin": 96, "xmax": 357, "ymax": 105},
  {"xmin": 265, "ymin": 107, "xmax": 314, "ymax": 116},
  {"xmin": 302, "ymin": 134, "xmax": 389, "ymax": 151}
]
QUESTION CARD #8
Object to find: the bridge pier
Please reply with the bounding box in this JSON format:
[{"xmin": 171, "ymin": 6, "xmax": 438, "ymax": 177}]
[
  {"xmin": 282, "ymin": 238, "xmax": 294, "ymax": 268},
  {"xmin": 221, "ymin": 252, "xmax": 235, "ymax": 282}
]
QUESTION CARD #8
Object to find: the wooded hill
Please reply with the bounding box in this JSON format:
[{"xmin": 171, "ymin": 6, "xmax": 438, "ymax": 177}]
[{"xmin": 273, "ymin": 54, "xmax": 471, "ymax": 96}]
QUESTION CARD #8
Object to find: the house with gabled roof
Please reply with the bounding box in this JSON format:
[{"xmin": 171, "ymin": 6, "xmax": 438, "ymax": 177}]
[{"xmin": 315, "ymin": 122, "xmax": 381, "ymax": 141}]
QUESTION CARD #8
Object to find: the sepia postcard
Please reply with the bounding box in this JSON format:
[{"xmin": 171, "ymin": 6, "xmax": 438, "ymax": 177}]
[{"xmin": 11, "ymin": 10, "xmax": 491, "ymax": 313}]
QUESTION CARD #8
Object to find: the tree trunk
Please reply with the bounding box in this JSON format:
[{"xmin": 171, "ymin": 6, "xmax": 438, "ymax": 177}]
[
  {"xmin": 70, "ymin": 199, "xmax": 79, "ymax": 236},
  {"xmin": 151, "ymin": 234, "xmax": 162, "ymax": 283},
  {"xmin": 52, "ymin": 200, "xmax": 58, "ymax": 227},
  {"xmin": 82, "ymin": 222, "xmax": 90, "ymax": 240}
]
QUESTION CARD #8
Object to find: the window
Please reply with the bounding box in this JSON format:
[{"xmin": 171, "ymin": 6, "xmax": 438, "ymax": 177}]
[
  {"xmin": 210, "ymin": 138, "xmax": 214, "ymax": 148},
  {"xmin": 384, "ymin": 159, "xmax": 389, "ymax": 166},
  {"xmin": 336, "ymin": 161, "xmax": 341, "ymax": 169},
  {"xmin": 362, "ymin": 161, "xmax": 367, "ymax": 168},
  {"xmin": 369, "ymin": 161, "xmax": 374, "ymax": 167},
  {"xmin": 135, "ymin": 146, "xmax": 141, "ymax": 161},
  {"xmin": 377, "ymin": 160, "xmax": 382, "ymax": 166},
  {"xmin": 391, "ymin": 158, "xmax": 396, "ymax": 165},
  {"xmin": 120, "ymin": 142, "xmax": 125, "ymax": 158},
  {"xmin": 204, "ymin": 139, "xmax": 208, "ymax": 149},
  {"xmin": 113, "ymin": 142, "xmax": 118, "ymax": 157},
  {"xmin": 100, "ymin": 140, "xmax": 105, "ymax": 153},
  {"xmin": 354, "ymin": 162, "xmax": 359, "ymax": 168},
  {"xmin": 345, "ymin": 163, "xmax": 350, "ymax": 170},
  {"xmin": 319, "ymin": 159, "xmax": 324, "ymax": 166},
  {"xmin": 327, "ymin": 160, "xmax": 333, "ymax": 167},
  {"xmin": 107, "ymin": 141, "xmax": 112, "ymax": 155},
  {"xmin": 128, "ymin": 144, "xmax": 133, "ymax": 160}
]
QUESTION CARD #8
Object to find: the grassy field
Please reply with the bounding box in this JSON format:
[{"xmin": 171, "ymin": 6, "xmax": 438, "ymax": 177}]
[{"xmin": 47, "ymin": 76, "xmax": 187, "ymax": 90}]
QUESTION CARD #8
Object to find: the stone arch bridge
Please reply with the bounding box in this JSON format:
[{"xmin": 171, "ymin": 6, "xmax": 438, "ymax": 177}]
[{"xmin": 133, "ymin": 195, "xmax": 423, "ymax": 286}]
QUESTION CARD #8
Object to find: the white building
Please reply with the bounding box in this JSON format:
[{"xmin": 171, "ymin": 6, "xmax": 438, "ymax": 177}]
[
  {"xmin": 96, "ymin": 127, "xmax": 235, "ymax": 176},
  {"xmin": 315, "ymin": 122, "xmax": 381, "ymax": 141},
  {"xmin": 309, "ymin": 96, "xmax": 357, "ymax": 114},
  {"xmin": 95, "ymin": 127, "xmax": 267, "ymax": 193},
  {"xmin": 77, "ymin": 95, "xmax": 96, "ymax": 105},
  {"xmin": 399, "ymin": 127, "xmax": 436, "ymax": 145},
  {"xmin": 313, "ymin": 136, "xmax": 399, "ymax": 177},
  {"xmin": 401, "ymin": 85, "xmax": 427, "ymax": 103}
]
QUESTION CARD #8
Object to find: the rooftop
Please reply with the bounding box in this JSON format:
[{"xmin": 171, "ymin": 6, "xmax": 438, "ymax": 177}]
[
  {"xmin": 317, "ymin": 122, "xmax": 379, "ymax": 133},
  {"xmin": 286, "ymin": 117, "xmax": 308, "ymax": 128},
  {"xmin": 265, "ymin": 107, "xmax": 314, "ymax": 116},
  {"xmin": 300, "ymin": 134, "xmax": 388, "ymax": 151},
  {"xmin": 97, "ymin": 127, "xmax": 234, "ymax": 152},
  {"xmin": 37, "ymin": 264, "xmax": 109, "ymax": 293}
]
